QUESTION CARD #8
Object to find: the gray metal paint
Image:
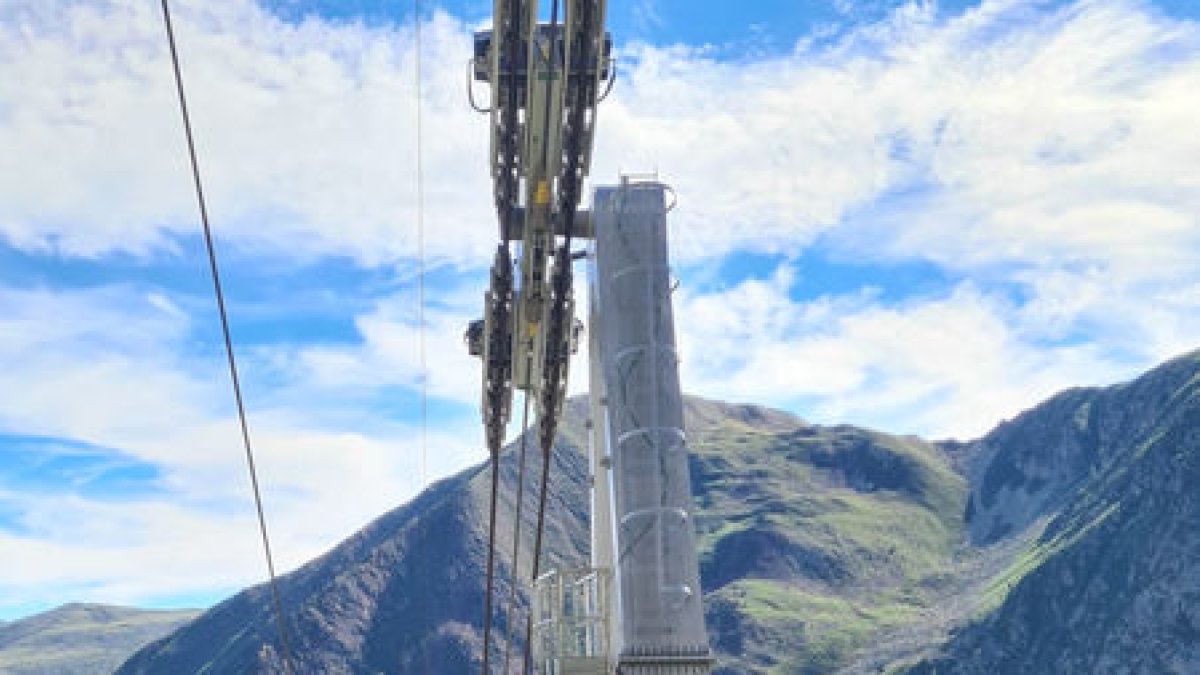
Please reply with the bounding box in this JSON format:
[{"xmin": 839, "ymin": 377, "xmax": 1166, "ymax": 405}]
[{"xmin": 592, "ymin": 180, "xmax": 711, "ymax": 673}]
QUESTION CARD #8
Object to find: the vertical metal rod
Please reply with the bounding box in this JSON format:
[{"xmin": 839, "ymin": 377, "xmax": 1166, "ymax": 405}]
[
  {"xmin": 414, "ymin": 0, "xmax": 428, "ymax": 490},
  {"xmin": 588, "ymin": 240, "xmax": 620, "ymax": 667},
  {"xmin": 482, "ymin": 454, "xmax": 501, "ymax": 673},
  {"xmin": 523, "ymin": 432, "xmax": 552, "ymax": 675},
  {"xmin": 504, "ymin": 390, "xmax": 534, "ymax": 673}
]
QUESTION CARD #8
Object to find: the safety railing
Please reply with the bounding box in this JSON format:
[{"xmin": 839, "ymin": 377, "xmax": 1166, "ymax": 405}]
[{"xmin": 533, "ymin": 566, "xmax": 612, "ymax": 675}]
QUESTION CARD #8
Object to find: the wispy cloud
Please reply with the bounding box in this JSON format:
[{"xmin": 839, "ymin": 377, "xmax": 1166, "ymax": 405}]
[
  {"xmin": 603, "ymin": 0, "xmax": 1200, "ymax": 274},
  {"xmin": 673, "ymin": 266, "xmax": 1132, "ymax": 438},
  {"xmin": 630, "ymin": 0, "xmax": 666, "ymax": 36}
]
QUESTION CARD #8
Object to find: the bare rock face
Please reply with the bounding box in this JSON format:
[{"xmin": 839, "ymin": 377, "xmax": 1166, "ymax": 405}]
[
  {"xmin": 966, "ymin": 350, "xmax": 1200, "ymax": 547},
  {"xmin": 908, "ymin": 350, "xmax": 1200, "ymax": 674}
]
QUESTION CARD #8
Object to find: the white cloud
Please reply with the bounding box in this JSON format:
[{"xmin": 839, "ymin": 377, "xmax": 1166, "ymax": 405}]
[
  {"xmin": 0, "ymin": 494, "xmax": 268, "ymax": 604},
  {"xmin": 4, "ymin": 0, "xmax": 1197, "ymax": 279},
  {"xmin": 630, "ymin": 0, "xmax": 666, "ymax": 36},
  {"xmin": 827, "ymin": 0, "xmax": 1200, "ymax": 278},
  {"xmin": 1, "ymin": 0, "xmax": 493, "ymax": 265},
  {"xmin": 0, "ymin": 282, "xmax": 478, "ymax": 611},
  {"xmin": 599, "ymin": 0, "xmax": 1200, "ymax": 278},
  {"xmin": 672, "ymin": 266, "xmax": 1175, "ymax": 439}
]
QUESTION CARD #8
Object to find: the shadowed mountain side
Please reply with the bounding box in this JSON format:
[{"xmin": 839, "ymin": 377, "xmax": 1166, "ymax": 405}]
[
  {"xmin": 116, "ymin": 432, "xmax": 584, "ymax": 674},
  {"xmin": 0, "ymin": 604, "xmax": 198, "ymax": 675}
]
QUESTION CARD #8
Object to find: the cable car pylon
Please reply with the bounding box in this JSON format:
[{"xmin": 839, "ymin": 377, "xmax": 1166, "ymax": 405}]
[{"xmin": 465, "ymin": 2, "xmax": 713, "ymax": 673}]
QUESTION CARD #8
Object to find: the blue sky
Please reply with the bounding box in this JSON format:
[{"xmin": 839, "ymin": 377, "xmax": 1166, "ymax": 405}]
[{"xmin": 2, "ymin": 0, "xmax": 1199, "ymax": 620}]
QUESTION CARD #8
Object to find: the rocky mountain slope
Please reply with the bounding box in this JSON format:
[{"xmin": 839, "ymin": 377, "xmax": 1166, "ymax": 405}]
[
  {"xmin": 117, "ymin": 350, "xmax": 1200, "ymax": 674},
  {"xmin": 899, "ymin": 350, "xmax": 1200, "ymax": 674},
  {"xmin": 116, "ymin": 396, "xmax": 966, "ymax": 673},
  {"xmin": 0, "ymin": 603, "xmax": 198, "ymax": 675}
]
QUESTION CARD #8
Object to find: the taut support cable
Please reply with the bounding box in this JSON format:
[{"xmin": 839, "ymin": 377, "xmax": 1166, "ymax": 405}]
[
  {"xmin": 502, "ymin": 388, "xmax": 534, "ymax": 673},
  {"xmin": 159, "ymin": 1, "xmax": 294, "ymax": 670},
  {"xmin": 414, "ymin": 0, "xmax": 428, "ymax": 490}
]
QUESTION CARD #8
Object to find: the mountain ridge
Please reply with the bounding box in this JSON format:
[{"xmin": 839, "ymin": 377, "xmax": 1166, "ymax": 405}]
[
  {"xmin": 118, "ymin": 394, "xmax": 963, "ymax": 673},
  {"xmin": 116, "ymin": 350, "xmax": 1200, "ymax": 673},
  {"xmin": 902, "ymin": 349, "xmax": 1200, "ymax": 673},
  {"xmin": 0, "ymin": 603, "xmax": 198, "ymax": 675}
]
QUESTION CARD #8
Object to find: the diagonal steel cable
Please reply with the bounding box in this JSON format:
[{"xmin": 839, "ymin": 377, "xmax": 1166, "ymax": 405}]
[{"xmin": 159, "ymin": 2, "xmax": 294, "ymax": 670}]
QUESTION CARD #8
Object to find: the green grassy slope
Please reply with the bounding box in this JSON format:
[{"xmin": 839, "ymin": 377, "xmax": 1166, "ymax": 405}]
[{"xmin": 689, "ymin": 420, "xmax": 967, "ymax": 673}]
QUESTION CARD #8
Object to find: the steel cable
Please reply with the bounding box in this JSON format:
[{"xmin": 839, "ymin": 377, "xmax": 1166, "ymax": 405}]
[
  {"xmin": 502, "ymin": 385, "xmax": 534, "ymax": 674},
  {"xmin": 482, "ymin": 448, "xmax": 501, "ymax": 672},
  {"xmin": 414, "ymin": 0, "xmax": 428, "ymax": 492},
  {"xmin": 159, "ymin": 1, "xmax": 294, "ymax": 670}
]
